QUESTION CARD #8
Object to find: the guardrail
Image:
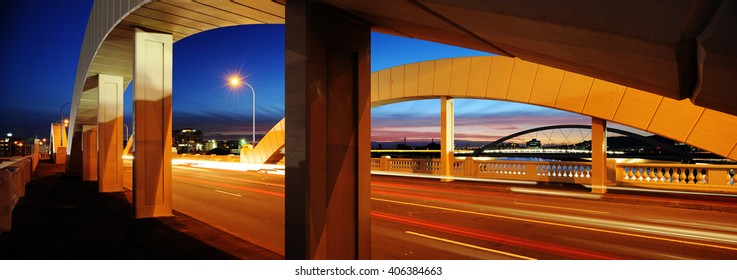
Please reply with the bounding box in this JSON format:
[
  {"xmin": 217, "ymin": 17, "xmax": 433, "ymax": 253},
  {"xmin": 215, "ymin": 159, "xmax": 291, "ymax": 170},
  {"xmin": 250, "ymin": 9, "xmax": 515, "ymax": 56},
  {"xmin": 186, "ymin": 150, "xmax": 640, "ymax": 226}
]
[
  {"xmin": 616, "ymin": 162, "xmax": 736, "ymax": 193},
  {"xmin": 371, "ymin": 156, "xmax": 737, "ymax": 193},
  {"xmin": 373, "ymin": 156, "xmax": 596, "ymax": 184},
  {"xmin": 173, "ymin": 153, "xmax": 241, "ymax": 162},
  {"xmin": 1, "ymin": 156, "xmax": 32, "ymax": 232}
]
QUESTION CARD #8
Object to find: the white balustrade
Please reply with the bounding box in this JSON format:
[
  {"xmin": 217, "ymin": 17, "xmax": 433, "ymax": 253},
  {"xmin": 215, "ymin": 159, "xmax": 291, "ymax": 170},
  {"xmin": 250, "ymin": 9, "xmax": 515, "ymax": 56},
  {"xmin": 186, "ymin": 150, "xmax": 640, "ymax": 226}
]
[
  {"xmin": 371, "ymin": 157, "xmax": 737, "ymax": 194},
  {"xmin": 617, "ymin": 163, "xmax": 735, "ymax": 190}
]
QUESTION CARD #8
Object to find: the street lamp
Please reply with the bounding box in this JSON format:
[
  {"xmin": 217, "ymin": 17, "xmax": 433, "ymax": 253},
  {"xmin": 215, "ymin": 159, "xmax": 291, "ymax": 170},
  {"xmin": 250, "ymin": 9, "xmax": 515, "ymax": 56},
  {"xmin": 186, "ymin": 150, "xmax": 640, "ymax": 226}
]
[
  {"xmin": 123, "ymin": 123, "xmax": 129, "ymax": 142},
  {"xmin": 228, "ymin": 76, "xmax": 256, "ymax": 145}
]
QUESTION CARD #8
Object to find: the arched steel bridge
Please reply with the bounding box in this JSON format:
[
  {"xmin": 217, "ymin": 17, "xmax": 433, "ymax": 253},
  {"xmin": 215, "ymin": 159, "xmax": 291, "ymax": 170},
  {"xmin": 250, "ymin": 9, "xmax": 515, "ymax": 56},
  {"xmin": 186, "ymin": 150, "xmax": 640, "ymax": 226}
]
[{"xmin": 472, "ymin": 124, "xmax": 688, "ymax": 157}]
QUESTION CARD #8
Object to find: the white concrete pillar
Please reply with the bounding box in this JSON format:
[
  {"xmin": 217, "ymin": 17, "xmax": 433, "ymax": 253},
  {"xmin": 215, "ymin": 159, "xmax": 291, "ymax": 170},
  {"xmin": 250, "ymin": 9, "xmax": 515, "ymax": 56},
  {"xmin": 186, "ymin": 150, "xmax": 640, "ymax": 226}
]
[
  {"xmin": 98, "ymin": 74, "xmax": 124, "ymax": 192},
  {"xmin": 591, "ymin": 117, "xmax": 607, "ymax": 193},
  {"xmin": 82, "ymin": 125, "xmax": 98, "ymax": 182},
  {"xmin": 133, "ymin": 28, "xmax": 173, "ymax": 218},
  {"xmin": 440, "ymin": 97, "xmax": 455, "ymax": 182}
]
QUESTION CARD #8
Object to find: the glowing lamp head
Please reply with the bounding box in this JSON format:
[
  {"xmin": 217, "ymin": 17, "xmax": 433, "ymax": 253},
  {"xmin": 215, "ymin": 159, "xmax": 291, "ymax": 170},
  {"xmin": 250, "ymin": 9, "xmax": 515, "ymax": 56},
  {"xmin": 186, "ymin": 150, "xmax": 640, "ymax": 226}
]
[
  {"xmin": 64, "ymin": 119, "xmax": 69, "ymax": 127},
  {"xmin": 229, "ymin": 76, "xmax": 240, "ymax": 87}
]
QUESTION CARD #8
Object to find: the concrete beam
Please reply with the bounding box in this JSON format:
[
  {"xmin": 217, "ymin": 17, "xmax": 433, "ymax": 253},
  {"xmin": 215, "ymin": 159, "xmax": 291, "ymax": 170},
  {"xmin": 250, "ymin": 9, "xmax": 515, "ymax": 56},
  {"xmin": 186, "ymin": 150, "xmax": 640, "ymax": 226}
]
[
  {"xmin": 82, "ymin": 125, "xmax": 98, "ymax": 182},
  {"xmin": 133, "ymin": 28, "xmax": 173, "ymax": 218},
  {"xmin": 440, "ymin": 97, "xmax": 455, "ymax": 182},
  {"xmin": 98, "ymin": 74, "xmax": 124, "ymax": 192},
  {"xmin": 285, "ymin": 1, "xmax": 371, "ymax": 260},
  {"xmin": 591, "ymin": 117, "xmax": 607, "ymax": 194}
]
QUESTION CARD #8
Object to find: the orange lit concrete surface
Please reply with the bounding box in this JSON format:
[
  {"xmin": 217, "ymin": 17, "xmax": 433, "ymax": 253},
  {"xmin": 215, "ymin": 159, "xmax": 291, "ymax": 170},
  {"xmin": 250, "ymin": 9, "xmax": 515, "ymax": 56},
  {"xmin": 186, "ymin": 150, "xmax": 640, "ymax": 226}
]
[
  {"xmin": 97, "ymin": 74, "xmax": 124, "ymax": 192},
  {"xmin": 371, "ymin": 56, "xmax": 737, "ymax": 161},
  {"xmin": 82, "ymin": 126, "xmax": 97, "ymax": 181},
  {"xmin": 132, "ymin": 28, "xmax": 173, "ymax": 218},
  {"xmin": 64, "ymin": 1, "xmax": 737, "ymax": 259},
  {"xmin": 440, "ymin": 97, "xmax": 455, "ymax": 182}
]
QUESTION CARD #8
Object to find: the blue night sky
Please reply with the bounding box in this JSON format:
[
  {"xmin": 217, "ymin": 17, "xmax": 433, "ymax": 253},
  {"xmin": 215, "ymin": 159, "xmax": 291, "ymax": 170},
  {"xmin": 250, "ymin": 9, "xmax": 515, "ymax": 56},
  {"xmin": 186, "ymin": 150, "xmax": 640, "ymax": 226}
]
[{"xmin": 1, "ymin": 0, "xmax": 628, "ymax": 145}]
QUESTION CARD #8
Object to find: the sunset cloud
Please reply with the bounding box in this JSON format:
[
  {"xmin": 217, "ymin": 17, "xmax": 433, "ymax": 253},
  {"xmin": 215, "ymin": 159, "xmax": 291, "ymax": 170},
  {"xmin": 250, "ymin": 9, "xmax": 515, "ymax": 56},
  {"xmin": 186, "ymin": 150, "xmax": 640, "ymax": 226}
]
[{"xmin": 371, "ymin": 99, "xmax": 592, "ymax": 143}]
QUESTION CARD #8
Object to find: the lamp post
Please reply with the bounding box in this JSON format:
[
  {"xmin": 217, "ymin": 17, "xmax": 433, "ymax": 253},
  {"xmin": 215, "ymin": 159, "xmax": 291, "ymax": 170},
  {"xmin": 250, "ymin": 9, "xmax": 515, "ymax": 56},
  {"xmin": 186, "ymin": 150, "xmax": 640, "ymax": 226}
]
[
  {"xmin": 123, "ymin": 123, "xmax": 129, "ymax": 142},
  {"xmin": 229, "ymin": 76, "xmax": 256, "ymax": 145}
]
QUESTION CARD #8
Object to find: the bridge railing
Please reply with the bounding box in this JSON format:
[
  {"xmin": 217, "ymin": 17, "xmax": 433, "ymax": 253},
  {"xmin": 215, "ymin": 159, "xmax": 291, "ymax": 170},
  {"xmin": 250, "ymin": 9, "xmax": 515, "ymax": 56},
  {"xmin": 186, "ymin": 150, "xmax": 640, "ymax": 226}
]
[
  {"xmin": 374, "ymin": 156, "xmax": 594, "ymax": 184},
  {"xmin": 173, "ymin": 153, "xmax": 241, "ymax": 162},
  {"xmin": 1, "ymin": 156, "xmax": 32, "ymax": 232},
  {"xmin": 616, "ymin": 162, "xmax": 736, "ymax": 192},
  {"xmin": 372, "ymin": 156, "xmax": 737, "ymax": 193}
]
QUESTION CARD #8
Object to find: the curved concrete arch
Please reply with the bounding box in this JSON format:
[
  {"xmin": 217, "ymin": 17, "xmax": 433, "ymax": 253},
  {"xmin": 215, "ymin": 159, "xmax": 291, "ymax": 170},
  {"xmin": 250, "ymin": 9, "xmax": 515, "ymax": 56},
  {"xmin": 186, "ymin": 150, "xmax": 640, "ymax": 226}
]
[
  {"xmin": 69, "ymin": 0, "xmax": 285, "ymax": 151},
  {"xmin": 370, "ymin": 56, "xmax": 737, "ymax": 161},
  {"xmin": 251, "ymin": 56, "xmax": 737, "ymax": 162},
  {"xmin": 243, "ymin": 118, "xmax": 285, "ymax": 164},
  {"xmin": 70, "ymin": 2, "xmax": 737, "ymax": 163}
]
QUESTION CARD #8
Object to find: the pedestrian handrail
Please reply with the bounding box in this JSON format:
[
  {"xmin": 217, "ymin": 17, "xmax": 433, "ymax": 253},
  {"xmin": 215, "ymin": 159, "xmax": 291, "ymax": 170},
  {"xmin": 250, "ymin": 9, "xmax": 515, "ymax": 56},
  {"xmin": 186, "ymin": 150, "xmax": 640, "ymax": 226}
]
[
  {"xmin": 375, "ymin": 157, "xmax": 595, "ymax": 184},
  {"xmin": 1, "ymin": 156, "xmax": 32, "ymax": 232},
  {"xmin": 173, "ymin": 153, "xmax": 241, "ymax": 162},
  {"xmin": 616, "ymin": 162, "xmax": 736, "ymax": 192},
  {"xmin": 371, "ymin": 156, "xmax": 737, "ymax": 194}
]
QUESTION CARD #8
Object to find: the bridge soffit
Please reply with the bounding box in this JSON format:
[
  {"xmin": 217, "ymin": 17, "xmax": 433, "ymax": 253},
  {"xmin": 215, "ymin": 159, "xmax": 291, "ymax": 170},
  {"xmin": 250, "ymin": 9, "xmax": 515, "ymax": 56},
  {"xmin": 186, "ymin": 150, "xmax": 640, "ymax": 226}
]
[
  {"xmin": 77, "ymin": 2, "xmax": 735, "ymax": 161},
  {"xmin": 370, "ymin": 56, "xmax": 737, "ymax": 160}
]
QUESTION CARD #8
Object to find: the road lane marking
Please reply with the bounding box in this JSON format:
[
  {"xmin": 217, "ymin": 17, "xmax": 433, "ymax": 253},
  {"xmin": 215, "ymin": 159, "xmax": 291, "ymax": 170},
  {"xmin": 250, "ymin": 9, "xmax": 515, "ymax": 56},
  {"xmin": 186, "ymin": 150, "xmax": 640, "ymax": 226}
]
[
  {"xmin": 514, "ymin": 202, "xmax": 609, "ymax": 215},
  {"xmin": 405, "ymin": 231, "xmax": 536, "ymax": 260},
  {"xmin": 176, "ymin": 176, "xmax": 284, "ymax": 198},
  {"xmin": 372, "ymin": 197, "xmax": 737, "ymax": 252},
  {"xmin": 173, "ymin": 166, "xmax": 285, "ymax": 187},
  {"xmin": 214, "ymin": 190, "xmax": 243, "ymax": 197}
]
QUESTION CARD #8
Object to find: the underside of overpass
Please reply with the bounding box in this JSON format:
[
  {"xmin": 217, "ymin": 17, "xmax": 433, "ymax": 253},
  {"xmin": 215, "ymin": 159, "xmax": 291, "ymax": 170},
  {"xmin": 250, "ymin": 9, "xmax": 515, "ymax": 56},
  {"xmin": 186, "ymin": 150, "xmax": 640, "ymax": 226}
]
[{"xmin": 67, "ymin": 0, "xmax": 737, "ymax": 259}]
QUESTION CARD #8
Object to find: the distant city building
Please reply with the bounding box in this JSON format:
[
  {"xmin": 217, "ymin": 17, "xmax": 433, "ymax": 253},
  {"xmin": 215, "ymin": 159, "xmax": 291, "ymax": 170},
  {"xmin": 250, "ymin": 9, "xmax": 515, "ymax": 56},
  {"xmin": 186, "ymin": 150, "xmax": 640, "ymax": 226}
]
[
  {"xmin": 213, "ymin": 140, "xmax": 245, "ymax": 154},
  {"xmin": 205, "ymin": 139, "xmax": 218, "ymax": 152},
  {"xmin": 173, "ymin": 128, "xmax": 204, "ymax": 154},
  {"xmin": 497, "ymin": 142, "xmax": 520, "ymax": 149},
  {"xmin": 0, "ymin": 137, "xmax": 11, "ymax": 157},
  {"xmin": 526, "ymin": 138, "xmax": 542, "ymax": 149}
]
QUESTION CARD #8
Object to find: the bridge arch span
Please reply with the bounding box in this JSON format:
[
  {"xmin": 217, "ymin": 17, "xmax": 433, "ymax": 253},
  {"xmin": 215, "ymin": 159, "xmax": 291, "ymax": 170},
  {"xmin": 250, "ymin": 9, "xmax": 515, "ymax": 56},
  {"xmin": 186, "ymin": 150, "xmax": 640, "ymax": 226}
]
[
  {"xmin": 370, "ymin": 56, "xmax": 737, "ymax": 161},
  {"xmin": 472, "ymin": 124, "xmax": 688, "ymax": 157},
  {"xmin": 250, "ymin": 56, "xmax": 737, "ymax": 163}
]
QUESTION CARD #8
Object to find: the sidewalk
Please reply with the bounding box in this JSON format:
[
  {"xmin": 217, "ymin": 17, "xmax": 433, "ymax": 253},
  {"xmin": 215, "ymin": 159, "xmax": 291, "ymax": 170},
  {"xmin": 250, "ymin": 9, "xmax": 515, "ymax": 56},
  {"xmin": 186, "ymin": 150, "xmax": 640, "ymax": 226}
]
[{"xmin": 0, "ymin": 161, "xmax": 282, "ymax": 260}]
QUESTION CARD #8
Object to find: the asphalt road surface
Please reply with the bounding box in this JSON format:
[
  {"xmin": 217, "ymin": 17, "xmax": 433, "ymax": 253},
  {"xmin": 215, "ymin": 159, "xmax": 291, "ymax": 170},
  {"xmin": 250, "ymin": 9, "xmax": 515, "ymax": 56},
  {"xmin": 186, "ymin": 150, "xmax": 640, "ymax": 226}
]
[{"xmin": 123, "ymin": 160, "xmax": 737, "ymax": 259}]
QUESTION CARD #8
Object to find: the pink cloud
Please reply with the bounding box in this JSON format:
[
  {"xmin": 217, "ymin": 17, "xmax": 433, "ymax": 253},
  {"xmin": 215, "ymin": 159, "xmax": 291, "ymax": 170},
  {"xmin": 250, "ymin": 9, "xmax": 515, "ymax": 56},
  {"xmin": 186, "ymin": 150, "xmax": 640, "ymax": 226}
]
[{"xmin": 371, "ymin": 114, "xmax": 590, "ymax": 142}]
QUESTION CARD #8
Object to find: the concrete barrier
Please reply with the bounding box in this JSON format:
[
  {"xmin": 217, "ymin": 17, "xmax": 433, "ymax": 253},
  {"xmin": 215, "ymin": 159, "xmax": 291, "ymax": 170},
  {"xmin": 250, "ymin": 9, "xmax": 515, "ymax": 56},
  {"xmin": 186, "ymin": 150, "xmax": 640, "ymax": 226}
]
[{"xmin": 0, "ymin": 156, "xmax": 32, "ymax": 232}]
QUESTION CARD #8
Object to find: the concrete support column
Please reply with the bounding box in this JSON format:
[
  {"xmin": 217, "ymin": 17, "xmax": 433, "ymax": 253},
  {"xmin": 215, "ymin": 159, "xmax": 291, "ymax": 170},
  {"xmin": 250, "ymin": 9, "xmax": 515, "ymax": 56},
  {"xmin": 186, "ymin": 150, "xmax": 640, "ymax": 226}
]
[
  {"xmin": 440, "ymin": 97, "xmax": 455, "ymax": 182},
  {"xmin": 32, "ymin": 139, "xmax": 39, "ymax": 172},
  {"xmin": 132, "ymin": 28, "xmax": 173, "ymax": 218},
  {"xmin": 52, "ymin": 123, "xmax": 68, "ymax": 164},
  {"xmin": 591, "ymin": 117, "xmax": 607, "ymax": 194},
  {"xmin": 55, "ymin": 147, "xmax": 67, "ymax": 165},
  {"xmin": 82, "ymin": 126, "xmax": 98, "ymax": 181},
  {"xmin": 98, "ymin": 74, "xmax": 124, "ymax": 192},
  {"xmin": 67, "ymin": 131, "xmax": 83, "ymax": 176},
  {"xmin": 285, "ymin": 1, "xmax": 371, "ymax": 260}
]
